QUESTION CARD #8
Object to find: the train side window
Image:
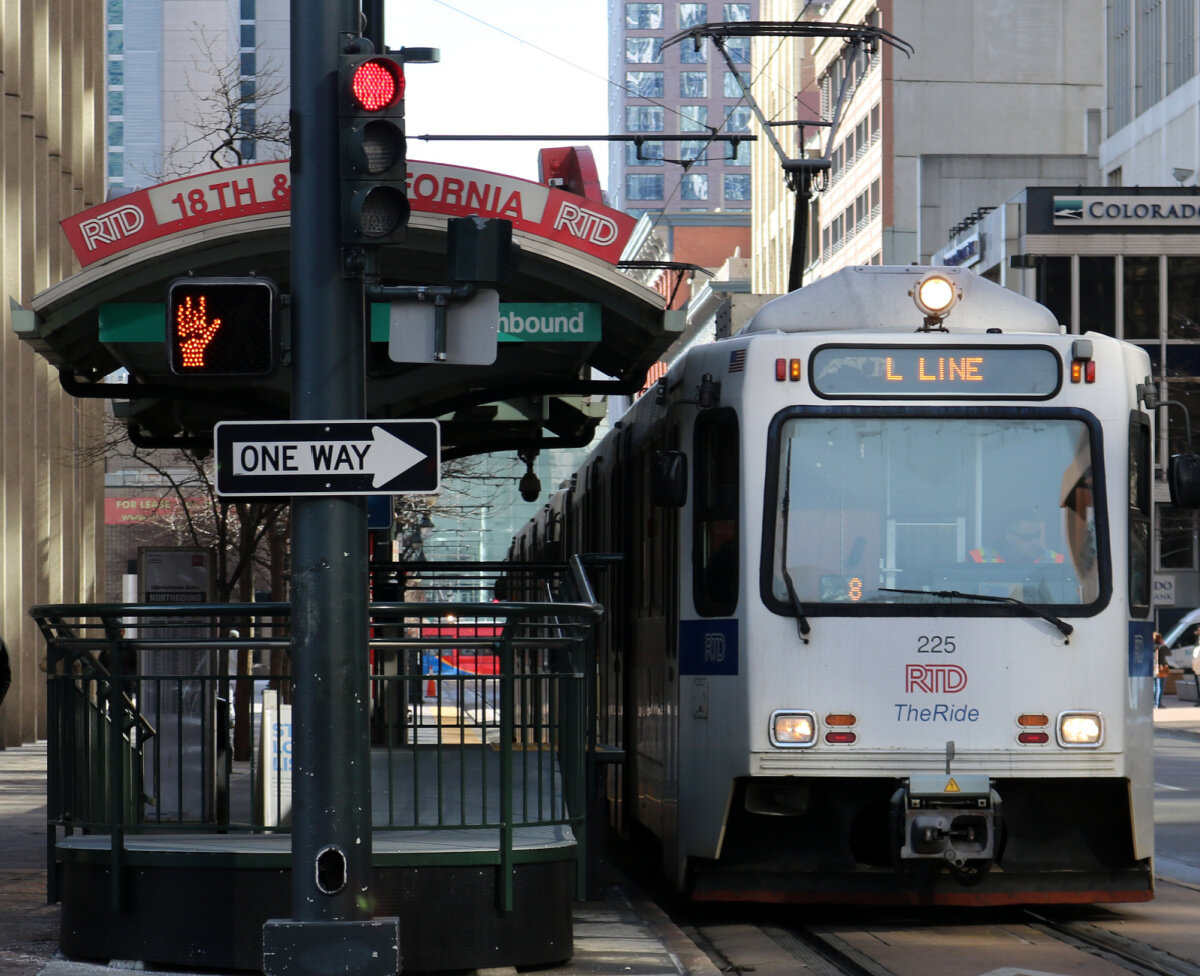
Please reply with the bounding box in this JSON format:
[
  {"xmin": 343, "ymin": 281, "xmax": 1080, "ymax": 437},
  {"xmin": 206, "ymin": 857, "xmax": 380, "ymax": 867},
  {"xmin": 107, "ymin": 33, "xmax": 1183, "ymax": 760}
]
[
  {"xmin": 1129, "ymin": 413, "xmax": 1151, "ymax": 617},
  {"xmin": 693, "ymin": 408, "xmax": 740, "ymax": 616}
]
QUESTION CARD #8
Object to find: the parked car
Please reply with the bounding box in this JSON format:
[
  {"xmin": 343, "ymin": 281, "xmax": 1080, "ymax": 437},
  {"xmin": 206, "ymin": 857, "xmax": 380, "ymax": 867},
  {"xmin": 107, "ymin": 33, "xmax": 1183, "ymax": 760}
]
[{"xmin": 1162, "ymin": 608, "xmax": 1200, "ymax": 671}]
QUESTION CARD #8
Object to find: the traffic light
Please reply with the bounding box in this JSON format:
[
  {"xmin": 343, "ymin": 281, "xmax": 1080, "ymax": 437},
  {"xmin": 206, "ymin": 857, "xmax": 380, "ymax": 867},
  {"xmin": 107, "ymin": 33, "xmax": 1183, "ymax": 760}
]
[
  {"xmin": 166, "ymin": 276, "xmax": 278, "ymax": 376},
  {"xmin": 340, "ymin": 54, "xmax": 410, "ymax": 244}
]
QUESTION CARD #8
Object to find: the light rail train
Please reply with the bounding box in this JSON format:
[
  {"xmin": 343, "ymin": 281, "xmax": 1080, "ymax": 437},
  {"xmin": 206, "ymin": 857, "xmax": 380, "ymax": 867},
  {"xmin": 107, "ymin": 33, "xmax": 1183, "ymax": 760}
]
[{"xmin": 513, "ymin": 265, "xmax": 1182, "ymax": 905}]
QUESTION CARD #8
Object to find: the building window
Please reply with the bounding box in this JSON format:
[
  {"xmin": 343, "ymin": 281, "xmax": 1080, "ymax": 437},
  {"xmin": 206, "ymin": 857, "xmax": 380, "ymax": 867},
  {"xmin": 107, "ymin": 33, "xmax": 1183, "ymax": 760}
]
[
  {"xmin": 681, "ymin": 174, "xmax": 709, "ymax": 200},
  {"xmin": 626, "ymin": 70, "xmax": 665, "ymax": 97},
  {"xmin": 1109, "ymin": 0, "xmax": 1133, "ymax": 131},
  {"xmin": 680, "ymin": 140, "xmax": 709, "ymax": 165},
  {"xmin": 680, "ymin": 39, "xmax": 708, "ymax": 63},
  {"xmin": 240, "ymin": 52, "xmax": 256, "ymax": 76},
  {"xmin": 724, "ymin": 3, "xmax": 751, "ymax": 20},
  {"xmin": 626, "ymin": 37, "xmax": 663, "ymax": 63},
  {"xmin": 240, "ymin": 24, "xmax": 255, "ymax": 47},
  {"xmin": 723, "ymin": 70, "xmax": 749, "ymax": 96},
  {"xmin": 725, "ymin": 105, "xmax": 751, "ymax": 132},
  {"xmin": 724, "ymin": 174, "xmax": 751, "ymax": 201},
  {"xmin": 627, "ymin": 105, "xmax": 665, "ymax": 131},
  {"xmin": 680, "ymin": 105, "xmax": 709, "ymax": 131},
  {"xmin": 1160, "ymin": 510, "xmax": 1197, "ymax": 569},
  {"xmin": 626, "ymin": 174, "xmax": 665, "ymax": 200},
  {"xmin": 626, "ymin": 141, "xmax": 664, "ymax": 165},
  {"xmin": 725, "ymin": 36, "xmax": 750, "ymax": 63},
  {"xmin": 1136, "ymin": 0, "xmax": 1164, "ymax": 114},
  {"xmin": 680, "ymin": 71, "xmax": 708, "ymax": 97},
  {"xmin": 1079, "ymin": 256, "xmax": 1117, "ymax": 336},
  {"xmin": 1169, "ymin": 0, "xmax": 1197, "ymax": 91},
  {"xmin": 680, "ymin": 3, "xmax": 707, "ymax": 27},
  {"xmin": 240, "ymin": 0, "xmax": 255, "ymax": 17},
  {"xmin": 108, "ymin": 121, "xmax": 124, "ymax": 147},
  {"xmin": 1124, "ymin": 256, "xmax": 1160, "ymax": 340},
  {"xmin": 626, "ymin": 2, "xmax": 663, "ymax": 28},
  {"xmin": 107, "ymin": 58, "xmax": 123, "ymax": 87},
  {"xmin": 1107, "ymin": 166, "xmax": 1123, "ymax": 186},
  {"xmin": 107, "ymin": 28, "xmax": 124, "ymax": 55},
  {"xmin": 108, "ymin": 89, "xmax": 123, "ymax": 116},
  {"xmin": 1167, "ymin": 256, "xmax": 1200, "ymax": 339}
]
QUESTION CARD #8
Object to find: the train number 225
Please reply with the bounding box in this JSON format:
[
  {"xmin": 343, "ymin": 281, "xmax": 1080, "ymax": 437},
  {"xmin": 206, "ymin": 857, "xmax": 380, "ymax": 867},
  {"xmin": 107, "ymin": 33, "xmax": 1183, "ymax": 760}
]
[{"xmin": 916, "ymin": 635, "xmax": 956, "ymax": 653}]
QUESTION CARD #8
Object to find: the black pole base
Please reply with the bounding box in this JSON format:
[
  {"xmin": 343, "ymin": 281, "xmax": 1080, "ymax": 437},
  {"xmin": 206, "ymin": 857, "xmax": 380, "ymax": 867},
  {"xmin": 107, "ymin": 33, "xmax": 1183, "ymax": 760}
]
[{"xmin": 263, "ymin": 918, "xmax": 400, "ymax": 976}]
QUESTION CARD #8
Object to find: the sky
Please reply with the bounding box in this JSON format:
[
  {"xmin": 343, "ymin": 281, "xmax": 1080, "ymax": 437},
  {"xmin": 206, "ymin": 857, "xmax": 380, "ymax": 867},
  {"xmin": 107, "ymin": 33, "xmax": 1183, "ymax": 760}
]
[{"xmin": 387, "ymin": 0, "xmax": 612, "ymax": 184}]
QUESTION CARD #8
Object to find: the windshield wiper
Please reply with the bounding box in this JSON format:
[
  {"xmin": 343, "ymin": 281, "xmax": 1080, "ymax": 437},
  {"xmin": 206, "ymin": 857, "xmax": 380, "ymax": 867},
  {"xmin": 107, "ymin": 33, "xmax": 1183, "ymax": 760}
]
[
  {"xmin": 780, "ymin": 441, "xmax": 811, "ymax": 644},
  {"xmin": 781, "ymin": 566, "xmax": 812, "ymax": 644},
  {"xmin": 879, "ymin": 587, "xmax": 1073, "ymax": 640}
]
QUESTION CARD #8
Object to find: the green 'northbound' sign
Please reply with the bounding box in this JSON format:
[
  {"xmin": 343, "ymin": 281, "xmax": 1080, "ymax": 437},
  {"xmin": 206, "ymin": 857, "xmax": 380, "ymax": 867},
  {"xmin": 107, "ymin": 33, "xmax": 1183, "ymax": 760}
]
[{"xmin": 497, "ymin": 303, "xmax": 600, "ymax": 342}]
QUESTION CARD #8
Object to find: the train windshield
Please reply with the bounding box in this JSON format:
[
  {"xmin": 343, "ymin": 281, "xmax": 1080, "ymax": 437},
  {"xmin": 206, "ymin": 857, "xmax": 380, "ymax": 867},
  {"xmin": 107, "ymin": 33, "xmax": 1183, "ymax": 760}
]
[{"xmin": 770, "ymin": 414, "xmax": 1100, "ymax": 608}]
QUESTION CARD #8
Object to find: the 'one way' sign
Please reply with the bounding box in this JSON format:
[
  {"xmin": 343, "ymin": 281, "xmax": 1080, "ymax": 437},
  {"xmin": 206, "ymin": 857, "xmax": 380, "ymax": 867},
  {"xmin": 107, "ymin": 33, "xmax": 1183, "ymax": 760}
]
[{"xmin": 214, "ymin": 419, "xmax": 440, "ymax": 497}]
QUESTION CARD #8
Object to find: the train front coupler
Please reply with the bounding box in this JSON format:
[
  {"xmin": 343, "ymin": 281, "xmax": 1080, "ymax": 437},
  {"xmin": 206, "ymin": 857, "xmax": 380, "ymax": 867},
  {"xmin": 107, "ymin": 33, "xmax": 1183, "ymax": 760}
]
[{"xmin": 890, "ymin": 774, "xmax": 1003, "ymax": 882}]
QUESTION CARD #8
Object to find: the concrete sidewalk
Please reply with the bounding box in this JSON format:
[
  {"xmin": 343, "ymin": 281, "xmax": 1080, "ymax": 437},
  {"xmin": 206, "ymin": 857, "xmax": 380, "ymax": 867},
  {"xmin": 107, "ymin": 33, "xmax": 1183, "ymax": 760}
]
[
  {"xmin": 0, "ymin": 740, "xmax": 716, "ymax": 976},
  {"xmin": 1153, "ymin": 690, "xmax": 1200, "ymax": 739}
]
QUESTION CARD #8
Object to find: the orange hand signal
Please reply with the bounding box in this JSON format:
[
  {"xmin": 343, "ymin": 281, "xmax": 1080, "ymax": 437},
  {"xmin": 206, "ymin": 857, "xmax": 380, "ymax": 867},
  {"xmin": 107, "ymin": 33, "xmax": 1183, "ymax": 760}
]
[{"xmin": 176, "ymin": 295, "xmax": 222, "ymax": 368}]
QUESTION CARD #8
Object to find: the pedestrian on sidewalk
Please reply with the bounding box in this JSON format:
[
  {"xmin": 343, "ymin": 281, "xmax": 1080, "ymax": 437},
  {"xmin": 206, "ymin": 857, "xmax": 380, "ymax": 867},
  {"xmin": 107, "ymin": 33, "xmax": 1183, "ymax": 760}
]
[{"xmin": 1154, "ymin": 632, "xmax": 1167, "ymax": 708}]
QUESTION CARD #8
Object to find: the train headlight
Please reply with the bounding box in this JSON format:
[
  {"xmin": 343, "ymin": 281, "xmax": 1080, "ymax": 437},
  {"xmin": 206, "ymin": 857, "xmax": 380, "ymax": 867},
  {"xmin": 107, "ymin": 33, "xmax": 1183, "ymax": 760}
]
[
  {"xmin": 912, "ymin": 272, "xmax": 960, "ymax": 321},
  {"xmin": 1057, "ymin": 711, "xmax": 1103, "ymax": 747},
  {"xmin": 770, "ymin": 710, "xmax": 817, "ymax": 747}
]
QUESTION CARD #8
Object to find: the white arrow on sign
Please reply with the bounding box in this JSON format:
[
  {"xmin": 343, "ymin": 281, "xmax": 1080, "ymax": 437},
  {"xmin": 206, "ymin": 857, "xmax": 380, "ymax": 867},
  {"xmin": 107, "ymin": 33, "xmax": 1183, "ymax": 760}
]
[{"xmin": 231, "ymin": 425, "xmax": 427, "ymax": 488}]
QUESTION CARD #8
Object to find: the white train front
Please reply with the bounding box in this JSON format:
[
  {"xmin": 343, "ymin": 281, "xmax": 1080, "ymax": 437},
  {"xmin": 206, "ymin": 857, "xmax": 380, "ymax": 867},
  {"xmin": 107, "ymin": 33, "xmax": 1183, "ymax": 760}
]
[{"xmin": 518, "ymin": 265, "xmax": 1170, "ymax": 906}]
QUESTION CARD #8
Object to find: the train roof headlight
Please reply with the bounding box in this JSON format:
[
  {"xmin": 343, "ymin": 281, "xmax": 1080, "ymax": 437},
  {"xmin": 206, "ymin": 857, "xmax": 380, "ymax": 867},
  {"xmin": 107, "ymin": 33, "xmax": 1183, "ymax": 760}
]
[
  {"xmin": 770, "ymin": 710, "xmax": 817, "ymax": 748},
  {"xmin": 1057, "ymin": 711, "xmax": 1103, "ymax": 748},
  {"xmin": 912, "ymin": 273, "xmax": 960, "ymax": 323}
]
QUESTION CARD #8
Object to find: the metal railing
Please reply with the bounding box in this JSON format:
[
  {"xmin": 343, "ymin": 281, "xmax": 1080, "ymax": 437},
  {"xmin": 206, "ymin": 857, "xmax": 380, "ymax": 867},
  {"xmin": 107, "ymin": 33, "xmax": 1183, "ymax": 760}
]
[{"xmin": 33, "ymin": 557, "xmax": 606, "ymax": 907}]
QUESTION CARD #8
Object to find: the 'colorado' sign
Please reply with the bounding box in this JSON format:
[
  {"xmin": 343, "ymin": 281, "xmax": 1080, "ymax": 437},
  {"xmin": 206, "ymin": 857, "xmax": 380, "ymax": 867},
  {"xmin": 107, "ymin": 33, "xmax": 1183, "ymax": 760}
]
[
  {"xmin": 1053, "ymin": 194, "xmax": 1200, "ymax": 227},
  {"xmin": 62, "ymin": 159, "xmax": 636, "ymax": 267}
]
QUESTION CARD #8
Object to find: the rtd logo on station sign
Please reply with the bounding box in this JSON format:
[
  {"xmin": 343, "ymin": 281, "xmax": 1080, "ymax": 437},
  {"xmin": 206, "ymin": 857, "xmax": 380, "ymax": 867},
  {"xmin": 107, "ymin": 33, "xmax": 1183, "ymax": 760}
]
[{"xmin": 61, "ymin": 159, "xmax": 637, "ymax": 268}]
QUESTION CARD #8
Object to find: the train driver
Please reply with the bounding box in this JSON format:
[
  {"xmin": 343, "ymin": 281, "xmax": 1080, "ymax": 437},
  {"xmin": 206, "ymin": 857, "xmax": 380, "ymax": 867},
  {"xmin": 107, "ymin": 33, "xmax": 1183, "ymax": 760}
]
[{"xmin": 969, "ymin": 510, "xmax": 1065, "ymax": 564}]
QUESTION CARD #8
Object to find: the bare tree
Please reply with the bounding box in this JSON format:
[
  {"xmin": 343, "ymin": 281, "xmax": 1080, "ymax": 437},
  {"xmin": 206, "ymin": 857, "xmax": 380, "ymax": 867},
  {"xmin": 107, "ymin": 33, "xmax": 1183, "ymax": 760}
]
[{"xmin": 155, "ymin": 25, "xmax": 290, "ymax": 180}]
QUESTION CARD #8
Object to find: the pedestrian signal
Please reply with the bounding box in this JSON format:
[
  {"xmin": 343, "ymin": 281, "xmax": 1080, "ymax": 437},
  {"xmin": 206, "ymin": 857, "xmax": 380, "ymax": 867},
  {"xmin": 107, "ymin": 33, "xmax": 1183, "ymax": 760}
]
[{"xmin": 166, "ymin": 276, "xmax": 278, "ymax": 376}]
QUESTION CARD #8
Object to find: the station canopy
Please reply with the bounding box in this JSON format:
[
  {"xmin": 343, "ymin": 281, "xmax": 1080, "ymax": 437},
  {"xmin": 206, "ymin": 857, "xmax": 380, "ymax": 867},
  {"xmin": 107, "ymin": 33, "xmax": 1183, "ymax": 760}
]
[{"xmin": 22, "ymin": 158, "xmax": 673, "ymax": 460}]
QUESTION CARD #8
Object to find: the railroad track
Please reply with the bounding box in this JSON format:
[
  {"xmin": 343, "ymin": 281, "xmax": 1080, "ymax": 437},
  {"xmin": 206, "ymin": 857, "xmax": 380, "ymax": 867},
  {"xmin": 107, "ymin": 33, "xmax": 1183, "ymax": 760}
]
[{"xmin": 682, "ymin": 909, "xmax": 1200, "ymax": 976}]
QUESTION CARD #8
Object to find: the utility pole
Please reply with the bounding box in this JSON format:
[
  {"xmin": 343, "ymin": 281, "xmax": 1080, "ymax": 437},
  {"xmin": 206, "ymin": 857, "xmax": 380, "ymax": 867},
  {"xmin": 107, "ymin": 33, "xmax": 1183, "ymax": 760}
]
[{"xmin": 262, "ymin": 2, "xmax": 399, "ymax": 972}]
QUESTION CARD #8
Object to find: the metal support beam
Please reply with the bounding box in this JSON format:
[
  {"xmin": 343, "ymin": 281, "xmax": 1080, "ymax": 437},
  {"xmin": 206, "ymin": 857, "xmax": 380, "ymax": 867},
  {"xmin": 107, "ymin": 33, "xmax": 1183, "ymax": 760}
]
[{"xmin": 263, "ymin": 2, "xmax": 399, "ymax": 972}]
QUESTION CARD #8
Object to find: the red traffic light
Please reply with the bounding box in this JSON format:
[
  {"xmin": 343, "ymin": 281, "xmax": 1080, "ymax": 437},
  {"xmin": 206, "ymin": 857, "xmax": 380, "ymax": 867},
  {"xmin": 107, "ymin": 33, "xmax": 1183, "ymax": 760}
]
[{"xmin": 350, "ymin": 58, "xmax": 404, "ymax": 112}]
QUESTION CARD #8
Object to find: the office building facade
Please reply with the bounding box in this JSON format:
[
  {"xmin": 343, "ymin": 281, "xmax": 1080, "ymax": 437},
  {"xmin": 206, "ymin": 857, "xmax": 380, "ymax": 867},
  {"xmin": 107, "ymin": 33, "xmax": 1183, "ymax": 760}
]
[
  {"xmin": 1, "ymin": 0, "xmax": 108, "ymax": 746},
  {"xmin": 750, "ymin": 0, "xmax": 1105, "ymax": 293},
  {"xmin": 608, "ymin": 0, "xmax": 757, "ymax": 216}
]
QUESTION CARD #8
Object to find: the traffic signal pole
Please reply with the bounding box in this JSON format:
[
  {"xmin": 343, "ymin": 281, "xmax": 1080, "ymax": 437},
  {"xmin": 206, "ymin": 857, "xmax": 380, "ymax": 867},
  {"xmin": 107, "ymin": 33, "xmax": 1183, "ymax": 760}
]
[{"xmin": 262, "ymin": 1, "xmax": 399, "ymax": 972}]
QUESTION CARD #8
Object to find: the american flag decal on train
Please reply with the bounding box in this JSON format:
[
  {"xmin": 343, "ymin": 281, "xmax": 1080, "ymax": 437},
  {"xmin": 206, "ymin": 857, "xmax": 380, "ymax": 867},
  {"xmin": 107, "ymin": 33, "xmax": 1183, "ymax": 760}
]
[{"xmin": 728, "ymin": 349, "xmax": 746, "ymax": 373}]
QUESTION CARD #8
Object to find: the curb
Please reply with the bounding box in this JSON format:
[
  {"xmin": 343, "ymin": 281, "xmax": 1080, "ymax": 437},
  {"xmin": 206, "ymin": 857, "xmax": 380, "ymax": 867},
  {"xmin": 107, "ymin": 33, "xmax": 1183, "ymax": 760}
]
[{"xmin": 618, "ymin": 889, "xmax": 722, "ymax": 976}]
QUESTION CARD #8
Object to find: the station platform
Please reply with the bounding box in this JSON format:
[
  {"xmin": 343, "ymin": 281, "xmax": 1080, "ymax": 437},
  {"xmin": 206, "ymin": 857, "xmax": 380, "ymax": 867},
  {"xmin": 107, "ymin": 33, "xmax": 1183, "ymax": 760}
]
[{"xmin": 0, "ymin": 740, "xmax": 718, "ymax": 976}]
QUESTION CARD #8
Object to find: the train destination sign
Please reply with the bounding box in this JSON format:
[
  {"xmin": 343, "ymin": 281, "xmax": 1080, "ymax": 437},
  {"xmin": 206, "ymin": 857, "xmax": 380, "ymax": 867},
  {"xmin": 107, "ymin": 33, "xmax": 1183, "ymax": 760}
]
[
  {"xmin": 810, "ymin": 346, "xmax": 1060, "ymax": 398},
  {"xmin": 214, "ymin": 419, "xmax": 440, "ymax": 497}
]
